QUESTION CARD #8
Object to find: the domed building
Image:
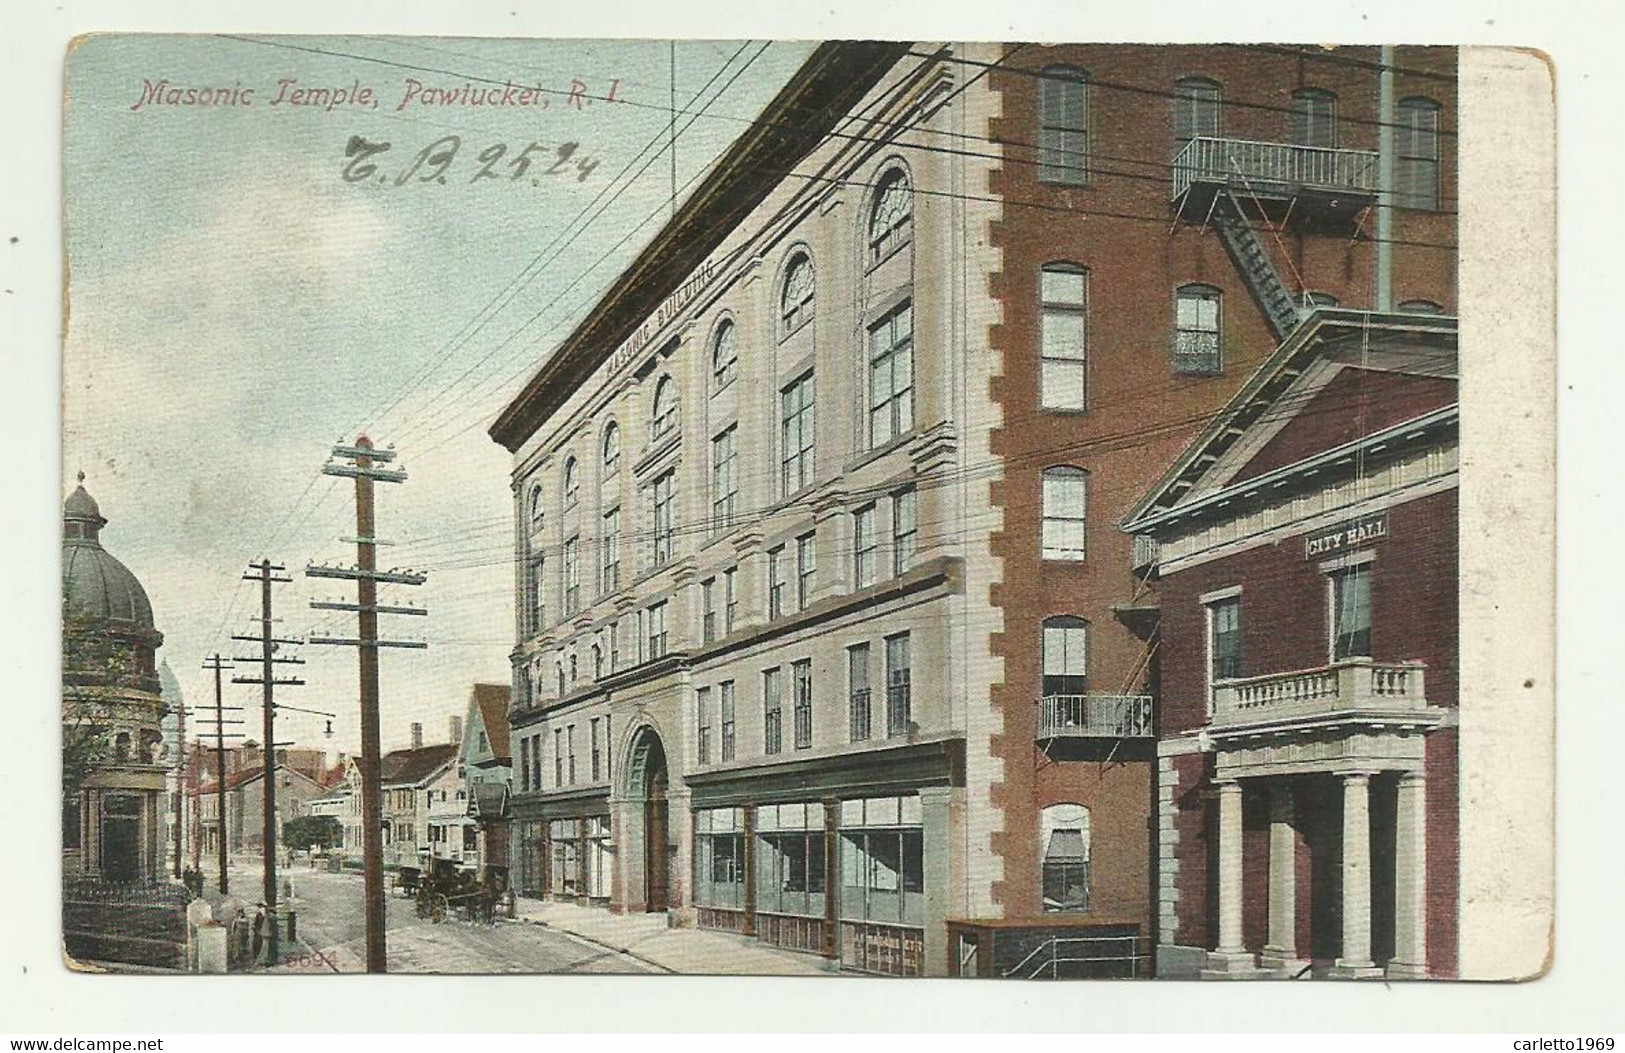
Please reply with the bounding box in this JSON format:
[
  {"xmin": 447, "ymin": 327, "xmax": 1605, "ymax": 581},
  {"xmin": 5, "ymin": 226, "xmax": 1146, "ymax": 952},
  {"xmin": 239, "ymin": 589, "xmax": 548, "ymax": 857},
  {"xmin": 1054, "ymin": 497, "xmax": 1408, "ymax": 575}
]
[{"xmin": 62, "ymin": 473, "xmax": 169, "ymax": 884}]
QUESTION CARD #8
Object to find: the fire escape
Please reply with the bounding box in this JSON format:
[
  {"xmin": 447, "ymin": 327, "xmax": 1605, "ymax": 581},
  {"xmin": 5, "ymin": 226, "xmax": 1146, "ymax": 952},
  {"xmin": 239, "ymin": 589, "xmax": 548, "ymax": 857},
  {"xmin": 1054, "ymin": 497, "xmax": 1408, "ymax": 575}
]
[{"xmin": 1171, "ymin": 136, "xmax": 1380, "ymax": 338}]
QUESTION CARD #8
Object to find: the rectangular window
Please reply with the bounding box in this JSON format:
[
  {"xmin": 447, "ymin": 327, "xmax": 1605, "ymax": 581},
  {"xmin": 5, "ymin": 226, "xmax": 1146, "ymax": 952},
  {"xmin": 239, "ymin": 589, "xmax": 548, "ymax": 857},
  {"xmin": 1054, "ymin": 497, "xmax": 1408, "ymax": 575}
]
[
  {"xmin": 647, "ymin": 600, "xmax": 669, "ymax": 659},
  {"xmin": 519, "ymin": 732, "xmax": 532, "ymax": 791},
  {"xmin": 796, "ymin": 532, "xmax": 817, "ymax": 611},
  {"xmin": 780, "ymin": 373, "xmax": 816, "ymax": 495},
  {"xmin": 892, "ymin": 487, "xmax": 917, "ymax": 576},
  {"xmin": 768, "ymin": 546, "xmax": 787, "ymax": 620},
  {"xmin": 590, "ymin": 718, "xmax": 602, "ymax": 782},
  {"xmin": 711, "ymin": 426, "xmax": 738, "ymax": 531},
  {"xmin": 1042, "ymin": 468, "xmax": 1088, "ymax": 562},
  {"xmin": 696, "ymin": 686, "xmax": 712, "ymax": 766},
  {"xmin": 1041, "ymin": 265, "xmax": 1088, "ymax": 410},
  {"xmin": 525, "ymin": 556, "xmax": 545, "ymax": 634},
  {"xmin": 701, "ymin": 577, "xmax": 718, "ymax": 643},
  {"xmin": 563, "ymin": 536, "xmax": 581, "ymax": 617},
  {"xmin": 763, "ymin": 668, "xmax": 783, "ymax": 756},
  {"xmin": 885, "ymin": 634, "xmax": 912, "ymax": 737},
  {"xmin": 793, "ymin": 659, "xmax": 813, "ymax": 750},
  {"xmin": 1330, "ymin": 564, "xmax": 1373, "ymax": 660},
  {"xmin": 1174, "ymin": 286, "xmax": 1222, "ymax": 375},
  {"xmin": 720, "ymin": 681, "xmax": 737, "ymax": 762},
  {"xmin": 853, "ymin": 505, "xmax": 877, "ymax": 589},
  {"xmin": 1292, "ymin": 90, "xmax": 1337, "ymax": 148},
  {"xmin": 724, "ymin": 567, "xmax": 739, "ymax": 634},
  {"xmin": 1209, "ymin": 595, "xmax": 1242, "ymax": 685},
  {"xmin": 553, "ymin": 729, "xmax": 563, "ymax": 788},
  {"xmin": 1397, "ymin": 98, "xmax": 1441, "ymax": 210},
  {"xmin": 566, "ymin": 725, "xmax": 576, "ymax": 785},
  {"xmin": 608, "ymin": 620, "xmax": 619, "ymax": 672},
  {"xmin": 600, "ymin": 508, "xmax": 620, "ymax": 594},
  {"xmin": 848, "ymin": 644, "xmax": 872, "ymax": 742},
  {"xmin": 651, "ymin": 470, "xmax": 676, "ymax": 568},
  {"xmin": 868, "ymin": 304, "xmax": 914, "ymax": 448},
  {"xmin": 1039, "ymin": 68, "xmax": 1089, "ymax": 184}
]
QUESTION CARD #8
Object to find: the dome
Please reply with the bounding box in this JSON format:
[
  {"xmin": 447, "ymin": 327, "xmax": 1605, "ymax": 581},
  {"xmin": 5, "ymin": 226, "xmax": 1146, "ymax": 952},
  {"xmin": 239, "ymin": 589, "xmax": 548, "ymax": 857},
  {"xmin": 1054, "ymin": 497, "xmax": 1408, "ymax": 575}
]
[{"xmin": 62, "ymin": 476, "xmax": 158, "ymax": 635}]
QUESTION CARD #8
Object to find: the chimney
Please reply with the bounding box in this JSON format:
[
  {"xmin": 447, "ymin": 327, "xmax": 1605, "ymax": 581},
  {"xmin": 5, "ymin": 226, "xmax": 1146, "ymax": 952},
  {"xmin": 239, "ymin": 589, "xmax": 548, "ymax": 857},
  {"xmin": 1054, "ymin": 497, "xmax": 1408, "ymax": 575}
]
[
  {"xmin": 449, "ymin": 715, "xmax": 464, "ymax": 745},
  {"xmin": 410, "ymin": 722, "xmax": 423, "ymax": 749}
]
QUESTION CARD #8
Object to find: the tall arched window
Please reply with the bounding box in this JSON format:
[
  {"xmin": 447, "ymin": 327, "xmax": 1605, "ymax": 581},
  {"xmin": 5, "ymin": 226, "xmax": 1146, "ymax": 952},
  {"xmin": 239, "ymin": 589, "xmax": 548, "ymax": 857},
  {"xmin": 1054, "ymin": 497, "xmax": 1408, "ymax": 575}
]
[
  {"xmin": 780, "ymin": 252, "xmax": 815, "ymax": 335},
  {"xmin": 1041, "ymin": 466, "xmax": 1088, "ymax": 561},
  {"xmin": 712, "ymin": 319, "xmax": 738, "ymax": 390},
  {"xmin": 563, "ymin": 456, "xmax": 580, "ymax": 509},
  {"xmin": 1041, "ymin": 615, "xmax": 1090, "ymax": 697},
  {"xmin": 1040, "ymin": 803, "xmax": 1091, "ymax": 913},
  {"xmin": 1291, "ymin": 88, "xmax": 1338, "ymax": 148},
  {"xmin": 1174, "ymin": 283, "xmax": 1222, "ymax": 375},
  {"xmin": 1039, "ymin": 66, "xmax": 1090, "ymax": 184},
  {"xmin": 1173, "ymin": 77, "xmax": 1221, "ymax": 150},
  {"xmin": 601, "ymin": 422, "xmax": 620, "ymax": 478},
  {"xmin": 1040, "ymin": 263, "xmax": 1088, "ymax": 410},
  {"xmin": 528, "ymin": 484, "xmax": 545, "ymax": 534},
  {"xmin": 1397, "ymin": 96, "xmax": 1442, "ymax": 210},
  {"xmin": 867, "ymin": 167, "xmax": 913, "ymax": 264},
  {"xmin": 650, "ymin": 376, "xmax": 678, "ymax": 440}
]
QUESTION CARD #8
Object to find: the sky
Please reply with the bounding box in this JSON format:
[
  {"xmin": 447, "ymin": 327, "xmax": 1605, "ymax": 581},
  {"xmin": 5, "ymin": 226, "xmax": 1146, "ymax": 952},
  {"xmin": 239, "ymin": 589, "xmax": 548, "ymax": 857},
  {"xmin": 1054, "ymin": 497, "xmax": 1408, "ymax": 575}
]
[{"xmin": 62, "ymin": 34, "xmax": 816, "ymax": 757}]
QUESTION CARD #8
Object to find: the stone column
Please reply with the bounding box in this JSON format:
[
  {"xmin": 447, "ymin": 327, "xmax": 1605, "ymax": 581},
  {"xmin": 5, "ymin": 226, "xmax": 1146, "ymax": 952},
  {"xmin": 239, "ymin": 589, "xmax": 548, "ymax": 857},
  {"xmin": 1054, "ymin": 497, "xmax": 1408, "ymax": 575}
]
[
  {"xmin": 742, "ymin": 805, "xmax": 757, "ymax": 937},
  {"xmin": 1387, "ymin": 772, "xmax": 1429, "ymax": 979},
  {"xmin": 920, "ymin": 786, "xmax": 957, "ymax": 978},
  {"xmin": 1202, "ymin": 779, "xmax": 1256, "ymax": 975},
  {"xmin": 668, "ymin": 788, "xmax": 696, "ymax": 927},
  {"xmin": 1331, "ymin": 772, "xmax": 1383, "ymax": 978},
  {"xmin": 1260, "ymin": 782, "xmax": 1305, "ymax": 973}
]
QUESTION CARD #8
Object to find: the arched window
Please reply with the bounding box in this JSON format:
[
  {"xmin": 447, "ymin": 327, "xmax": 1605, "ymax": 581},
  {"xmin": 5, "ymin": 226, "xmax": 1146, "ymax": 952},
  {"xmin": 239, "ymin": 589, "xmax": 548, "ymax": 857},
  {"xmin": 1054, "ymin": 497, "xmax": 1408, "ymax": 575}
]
[
  {"xmin": 1397, "ymin": 97, "xmax": 1442, "ymax": 210},
  {"xmin": 555, "ymin": 661, "xmax": 566, "ymax": 697},
  {"xmin": 563, "ymin": 456, "xmax": 580, "ymax": 509},
  {"xmin": 712, "ymin": 319, "xmax": 738, "ymax": 390},
  {"xmin": 1173, "ymin": 77, "xmax": 1221, "ymax": 150},
  {"xmin": 780, "ymin": 253, "xmax": 815, "ymax": 335},
  {"xmin": 601, "ymin": 422, "xmax": 620, "ymax": 478},
  {"xmin": 528, "ymin": 484, "xmax": 545, "ymax": 534},
  {"xmin": 569, "ymin": 651, "xmax": 579, "ymax": 686},
  {"xmin": 1292, "ymin": 88, "xmax": 1338, "ymax": 148},
  {"xmin": 591, "ymin": 643, "xmax": 603, "ymax": 682},
  {"xmin": 1042, "ymin": 616, "xmax": 1090, "ymax": 697},
  {"xmin": 1174, "ymin": 284, "xmax": 1222, "ymax": 374},
  {"xmin": 867, "ymin": 167, "xmax": 913, "ymax": 264},
  {"xmin": 650, "ymin": 376, "xmax": 678, "ymax": 440},
  {"xmin": 1398, "ymin": 299, "xmax": 1445, "ymax": 315},
  {"xmin": 1041, "ymin": 263, "xmax": 1088, "ymax": 410},
  {"xmin": 1040, "ymin": 803, "xmax": 1091, "ymax": 913},
  {"xmin": 1039, "ymin": 66, "xmax": 1089, "ymax": 184},
  {"xmin": 114, "ymin": 732, "xmax": 131, "ymax": 763},
  {"xmin": 1041, "ymin": 467, "xmax": 1088, "ymax": 561}
]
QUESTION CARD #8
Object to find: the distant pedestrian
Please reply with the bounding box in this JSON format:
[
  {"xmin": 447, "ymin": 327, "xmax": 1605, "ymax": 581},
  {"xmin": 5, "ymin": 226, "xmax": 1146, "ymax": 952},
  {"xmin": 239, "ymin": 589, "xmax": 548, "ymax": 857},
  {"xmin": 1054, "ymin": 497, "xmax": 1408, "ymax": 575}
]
[{"xmin": 251, "ymin": 903, "xmax": 266, "ymax": 961}]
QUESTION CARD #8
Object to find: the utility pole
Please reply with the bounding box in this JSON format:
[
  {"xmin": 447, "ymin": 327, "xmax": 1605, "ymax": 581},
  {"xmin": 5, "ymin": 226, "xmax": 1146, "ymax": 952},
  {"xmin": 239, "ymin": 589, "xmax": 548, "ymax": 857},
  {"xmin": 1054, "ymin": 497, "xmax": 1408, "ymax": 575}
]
[
  {"xmin": 309, "ymin": 436, "xmax": 427, "ymax": 974},
  {"xmin": 197, "ymin": 655, "xmax": 243, "ymax": 894},
  {"xmin": 231, "ymin": 561, "xmax": 304, "ymax": 967},
  {"xmin": 173, "ymin": 691, "xmax": 186, "ymax": 879}
]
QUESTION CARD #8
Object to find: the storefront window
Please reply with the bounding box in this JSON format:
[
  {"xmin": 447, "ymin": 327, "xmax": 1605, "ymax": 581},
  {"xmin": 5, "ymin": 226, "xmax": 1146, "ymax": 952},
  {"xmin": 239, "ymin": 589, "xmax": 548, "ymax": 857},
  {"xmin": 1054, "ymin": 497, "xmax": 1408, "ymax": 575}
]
[
  {"xmin": 694, "ymin": 807, "xmax": 746, "ymax": 909},
  {"xmin": 838, "ymin": 795, "xmax": 925, "ymax": 928},
  {"xmin": 548, "ymin": 818, "xmax": 579, "ymax": 898},
  {"xmin": 756, "ymin": 803, "xmax": 826, "ymax": 919}
]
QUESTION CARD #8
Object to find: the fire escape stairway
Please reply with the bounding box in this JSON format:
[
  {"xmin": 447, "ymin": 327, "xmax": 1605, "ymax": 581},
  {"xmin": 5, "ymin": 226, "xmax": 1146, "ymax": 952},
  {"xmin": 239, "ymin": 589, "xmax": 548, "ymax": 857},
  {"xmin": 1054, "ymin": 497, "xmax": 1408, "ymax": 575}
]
[{"xmin": 1211, "ymin": 189, "xmax": 1302, "ymax": 341}]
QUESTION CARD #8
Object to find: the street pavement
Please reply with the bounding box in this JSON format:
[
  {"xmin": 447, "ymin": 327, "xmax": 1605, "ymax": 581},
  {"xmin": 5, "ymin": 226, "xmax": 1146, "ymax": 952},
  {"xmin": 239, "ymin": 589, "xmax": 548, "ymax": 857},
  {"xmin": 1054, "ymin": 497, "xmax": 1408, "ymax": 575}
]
[{"xmin": 242, "ymin": 863, "xmax": 657, "ymax": 974}]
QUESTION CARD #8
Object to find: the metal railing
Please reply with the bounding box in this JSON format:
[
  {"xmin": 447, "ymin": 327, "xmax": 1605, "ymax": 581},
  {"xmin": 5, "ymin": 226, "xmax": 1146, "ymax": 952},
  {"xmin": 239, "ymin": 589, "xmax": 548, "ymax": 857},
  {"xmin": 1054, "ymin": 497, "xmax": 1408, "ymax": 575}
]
[
  {"xmin": 1004, "ymin": 932, "xmax": 1148, "ymax": 979},
  {"xmin": 1038, "ymin": 694, "xmax": 1155, "ymax": 739},
  {"xmin": 1172, "ymin": 136, "xmax": 1379, "ymax": 203},
  {"xmin": 1212, "ymin": 658, "xmax": 1428, "ymax": 728}
]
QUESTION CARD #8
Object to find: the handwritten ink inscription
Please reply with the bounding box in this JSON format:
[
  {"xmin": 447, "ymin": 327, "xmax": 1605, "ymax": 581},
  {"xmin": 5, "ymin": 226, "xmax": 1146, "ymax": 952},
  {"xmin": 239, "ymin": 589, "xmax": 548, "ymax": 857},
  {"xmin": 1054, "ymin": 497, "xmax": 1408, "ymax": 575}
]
[{"xmin": 342, "ymin": 135, "xmax": 601, "ymax": 187}]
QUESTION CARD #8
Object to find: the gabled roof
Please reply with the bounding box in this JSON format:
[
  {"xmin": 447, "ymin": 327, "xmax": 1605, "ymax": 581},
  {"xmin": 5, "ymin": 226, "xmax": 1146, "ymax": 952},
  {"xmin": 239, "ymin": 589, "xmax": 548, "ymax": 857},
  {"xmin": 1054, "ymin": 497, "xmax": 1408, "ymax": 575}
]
[
  {"xmin": 378, "ymin": 743, "xmax": 460, "ymax": 788},
  {"xmin": 488, "ymin": 42, "xmax": 913, "ymax": 451},
  {"xmin": 198, "ymin": 763, "xmax": 321, "ymax": 795},
  {"xmin": 1123, "ymin": 309, "xmax": 1459, "ymax": 532},
  {"xmin": 317, "ymin": 760, "xmax": 348, "ymax": 790},
  {"xmin": 467, "ymin": 682, "xmax": 511, "ymax": 761}
]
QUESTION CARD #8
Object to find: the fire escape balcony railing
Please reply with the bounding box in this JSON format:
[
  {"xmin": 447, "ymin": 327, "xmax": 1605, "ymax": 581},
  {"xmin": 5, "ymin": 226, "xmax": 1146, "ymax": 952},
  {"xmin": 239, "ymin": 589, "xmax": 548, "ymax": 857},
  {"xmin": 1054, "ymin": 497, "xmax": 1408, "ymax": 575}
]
[
  {"xmin": 1210, "ymin": 658, "xmax": 1429, "ymax": 730},
  {"xmin": 1172, "ymin": 137, "xmax": 1380, "ymax": 204},
  {"xmin": 1038, "ymin": 693, "xmax": 1155, "ymax": 740}
]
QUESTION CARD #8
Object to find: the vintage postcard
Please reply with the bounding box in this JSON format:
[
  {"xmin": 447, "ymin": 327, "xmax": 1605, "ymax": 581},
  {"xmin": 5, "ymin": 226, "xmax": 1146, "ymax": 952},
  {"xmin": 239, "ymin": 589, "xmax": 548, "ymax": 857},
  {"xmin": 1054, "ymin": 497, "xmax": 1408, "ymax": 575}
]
[{"xmin": 56, "ymin": 34, "xmax": 1556, "ymax": 984}]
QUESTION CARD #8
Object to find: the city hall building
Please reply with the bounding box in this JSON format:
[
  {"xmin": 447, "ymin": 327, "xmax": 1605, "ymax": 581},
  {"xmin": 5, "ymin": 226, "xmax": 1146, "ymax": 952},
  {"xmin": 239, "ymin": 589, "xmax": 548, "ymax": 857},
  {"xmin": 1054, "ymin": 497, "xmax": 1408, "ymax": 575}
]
[{"xmin": 488, "ymin": 42, "xmax": 1456, "ymax": 976}]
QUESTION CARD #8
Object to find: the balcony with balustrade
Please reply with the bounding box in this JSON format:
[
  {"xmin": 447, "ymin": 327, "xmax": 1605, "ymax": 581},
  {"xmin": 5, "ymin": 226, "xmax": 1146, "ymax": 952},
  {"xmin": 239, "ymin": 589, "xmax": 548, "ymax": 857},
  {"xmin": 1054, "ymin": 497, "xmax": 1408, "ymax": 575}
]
[
  {"xmin": 1210, "ymin": 658, "xmax": 1439, "ymax": 739},
  {"xmin": 1172, "ymin": 136, "xmax": 1379, "ymax": 220}
]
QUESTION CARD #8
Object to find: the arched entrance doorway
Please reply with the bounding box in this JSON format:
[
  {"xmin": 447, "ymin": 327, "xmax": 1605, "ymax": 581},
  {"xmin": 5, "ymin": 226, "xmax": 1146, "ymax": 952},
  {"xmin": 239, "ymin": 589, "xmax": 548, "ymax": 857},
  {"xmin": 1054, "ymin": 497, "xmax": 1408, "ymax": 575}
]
[{"xmin": 627, "ymin": 727, "xmax": 670, "ymax": 913}]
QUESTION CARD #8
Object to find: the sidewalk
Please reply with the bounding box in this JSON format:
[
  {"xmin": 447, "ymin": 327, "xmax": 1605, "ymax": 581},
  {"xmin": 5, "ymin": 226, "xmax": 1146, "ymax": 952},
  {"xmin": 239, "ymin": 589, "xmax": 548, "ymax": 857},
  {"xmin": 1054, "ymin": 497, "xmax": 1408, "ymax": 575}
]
[{"xmin": 506, "ymin": 898, "xmax": 836, "ymax": 976}]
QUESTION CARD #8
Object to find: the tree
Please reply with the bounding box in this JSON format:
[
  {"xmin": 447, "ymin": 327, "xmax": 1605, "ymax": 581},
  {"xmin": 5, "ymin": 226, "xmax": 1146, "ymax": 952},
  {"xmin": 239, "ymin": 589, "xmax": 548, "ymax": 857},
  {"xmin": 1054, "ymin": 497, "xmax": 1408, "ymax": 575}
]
[{"xmin": 283, "ymin": 814, "xmax": 341, "ymax": 852}]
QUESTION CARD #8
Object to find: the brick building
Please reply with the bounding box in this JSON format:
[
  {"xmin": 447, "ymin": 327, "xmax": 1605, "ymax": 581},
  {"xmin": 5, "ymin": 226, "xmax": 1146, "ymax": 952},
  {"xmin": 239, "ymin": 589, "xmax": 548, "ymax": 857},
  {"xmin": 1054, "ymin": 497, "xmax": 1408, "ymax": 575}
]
[
  {"xmin": 488, "ymin": 42, "xmax": 1456, "ymax": 977},
  {"xmin": 1123, "ymin": 312, "xmax": 1458, "ymax": 978}
]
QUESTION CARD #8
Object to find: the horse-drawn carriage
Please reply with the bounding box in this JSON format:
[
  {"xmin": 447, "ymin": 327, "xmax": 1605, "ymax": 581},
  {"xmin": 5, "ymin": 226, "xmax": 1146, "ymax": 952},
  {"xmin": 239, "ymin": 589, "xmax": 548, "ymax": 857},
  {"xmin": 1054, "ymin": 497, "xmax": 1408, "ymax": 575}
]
[{"xmin": 412, "ymin": 858, "xmax": 497, "ymax": 925}]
